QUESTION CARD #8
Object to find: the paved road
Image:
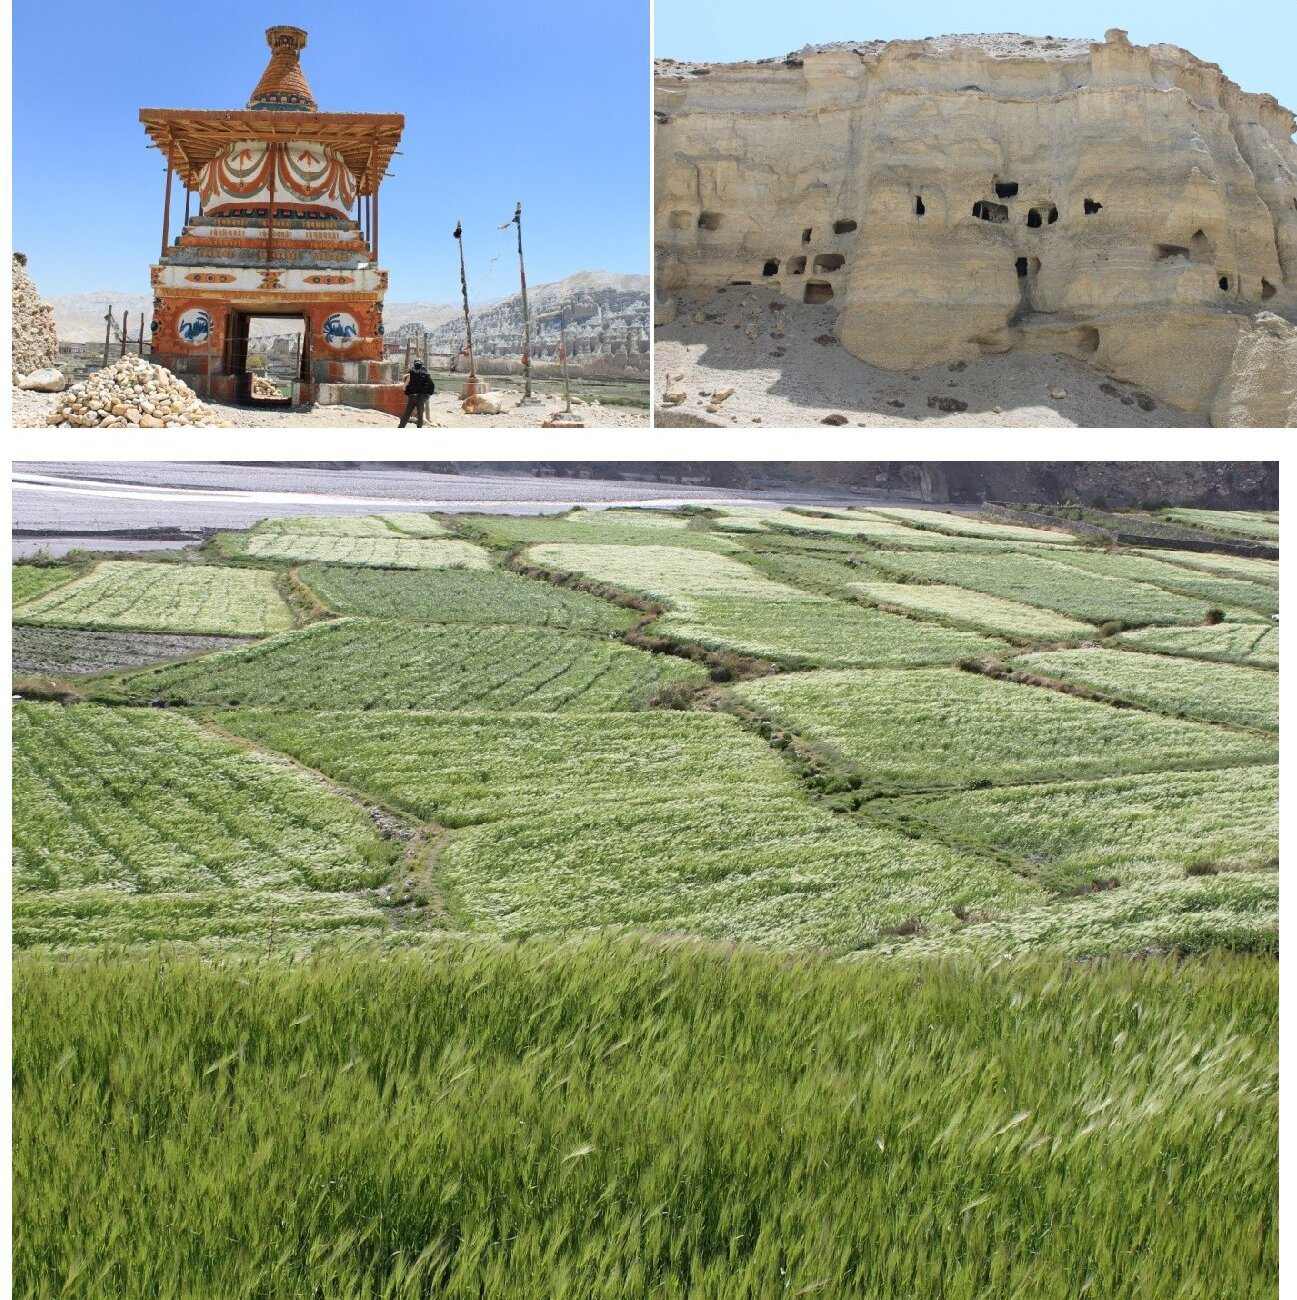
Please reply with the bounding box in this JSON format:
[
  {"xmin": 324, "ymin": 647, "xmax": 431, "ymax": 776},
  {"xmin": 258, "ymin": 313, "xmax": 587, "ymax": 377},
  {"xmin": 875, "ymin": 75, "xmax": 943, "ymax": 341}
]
[{"xmin": 12, "ymin": 462, "xmax": 909, "ymax": 555}]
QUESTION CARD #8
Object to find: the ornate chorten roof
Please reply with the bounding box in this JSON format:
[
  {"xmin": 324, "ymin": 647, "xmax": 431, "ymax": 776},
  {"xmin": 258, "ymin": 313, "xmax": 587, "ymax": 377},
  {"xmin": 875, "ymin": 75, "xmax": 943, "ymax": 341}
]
[{"xmin": 247, "ymin": 26, "xmax": 317, "ymax": 112}]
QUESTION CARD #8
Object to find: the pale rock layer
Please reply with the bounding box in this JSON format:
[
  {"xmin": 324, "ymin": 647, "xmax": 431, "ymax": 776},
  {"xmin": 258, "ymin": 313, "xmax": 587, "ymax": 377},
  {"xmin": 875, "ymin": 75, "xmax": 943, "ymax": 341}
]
[{"xmin": 655, "ymin": 31, "xmax": 1297, "ymax": 424}]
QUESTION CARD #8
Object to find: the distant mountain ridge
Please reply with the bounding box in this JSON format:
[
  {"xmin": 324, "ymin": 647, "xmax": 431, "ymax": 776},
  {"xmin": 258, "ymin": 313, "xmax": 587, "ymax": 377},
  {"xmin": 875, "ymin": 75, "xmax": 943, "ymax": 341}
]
[{"xmin": 47, "ymin": 271, "xmax": 648, "ymax": 343}]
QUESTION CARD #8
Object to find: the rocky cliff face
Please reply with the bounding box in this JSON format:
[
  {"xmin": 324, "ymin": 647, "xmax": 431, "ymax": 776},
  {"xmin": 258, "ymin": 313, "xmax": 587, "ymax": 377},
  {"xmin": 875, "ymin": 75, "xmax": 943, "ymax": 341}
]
[
  {"xmin": 416, "ymin": 272, "xmax": 649, "ymax": 374},
  {"xmin": 655, "ymin": 31, "xmax": 1297, "ymax": 423}
]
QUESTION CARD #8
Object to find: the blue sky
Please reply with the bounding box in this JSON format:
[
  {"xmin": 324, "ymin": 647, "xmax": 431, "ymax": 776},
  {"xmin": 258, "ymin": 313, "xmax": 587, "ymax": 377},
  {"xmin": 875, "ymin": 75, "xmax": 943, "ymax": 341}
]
[
  {"xmin": 655, "ymin": 0, "xmax": 1296, "ymax": 110},
  {"xmin": 13, "ymin": 0, "xmax": 648, "ymax": 299}
]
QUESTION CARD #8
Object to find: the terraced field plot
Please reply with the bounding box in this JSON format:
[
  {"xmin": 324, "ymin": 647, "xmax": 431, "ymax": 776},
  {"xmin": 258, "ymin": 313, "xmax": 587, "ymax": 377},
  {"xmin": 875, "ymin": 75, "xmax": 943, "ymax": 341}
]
[
  {"xmin": 732, "ymin": 668, "xmax": 1276, "ymax": 790},
  {"xmin": 654, "ymin": 597, "xmax": 1005, "ymax": 667},
  {"xmin": 116, "ymin": 619, "xmax": 705, "ymax": 712},
  {"xmin": 223, "ymin": 709, "xmax": 1036, "ymax": 949},
  {"xmin": 860, "ymin": 550, "xmax": 1248, "ymax": 626},
  {"xmin": 1161, "ymin": 509, "xmax": 1279, "ymax": 541},
  {"xmin": 13, "ymin": 627, "xmax": 250, "ymax": 677},
  {"xmin": 896, "ymin": 766, "xmax": 1277, "ymax": 884},
  {"xmin": 864, "ymin": 508, "xmax": 1079, "ymax": 545},
  {"xmin": 529, "ymin": 542, "xmax": 806, "ymax": 602},
  {"xmin": 1048, "ymin": 550, "xmax": 1277, "ymax": 614},
  {"xmin": 233, "ymin": 533, "xmax": 489, "ymax": 570},
  {"xmin": 1014, "ymin": 647, "xmax": 1279, "ymax": 731},
  {"xmin": 13, "ymin": 561, "xmax": 294, "ymax": 636},
  {"xmin": 298, "ymin": 564, "xmax": 635, "ymax": 631},
  {"xmin": 1137, "ymin": 549, "xmax": 1279, "ymax": 587},
  {"xmin": 740, "ymin": 549, "xmax": 877, "ymax": 598},
  {"xmin": 13, "ymin": 563, "xmax": 77, "ymax": 607},
  {"xmin": 251, "ymin": 512, "xmax": 449, "ymax": 537},
  {"xmin": 711, "ymin": 506, "xmax": 1019, "ymax": 551},
  {"xmin": 530, "ymin": 544, "xmax": 1005, "ymax": 665},
  {"xmin": 850, "ymin": 582, "xmax": 1092, "ymax": 641},
  {"xmin": 467, "ymin": 514, "xmax": 739, "ymax": 551},
  {"xmin": 1118, "ymin": 622, "xmax": 1278, "ymax": 668},
  {"xmin": 13, "ymin": 703, "xmax": 397, "ymax": 950},
  {"xmin": 568, "ymin": 508, "xmax": 691, "ymax": 529}
]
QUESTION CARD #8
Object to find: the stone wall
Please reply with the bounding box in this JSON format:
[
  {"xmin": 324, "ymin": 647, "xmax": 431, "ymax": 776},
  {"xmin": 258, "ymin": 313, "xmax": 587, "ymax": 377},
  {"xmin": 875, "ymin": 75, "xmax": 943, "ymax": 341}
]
[
  {"xmin": 655, "ymin": 31, "xmax": 1297, "ymax": 423},
  {"xmin": 12, "ymin": 253, "xmax": 60, "ymax": 382}
]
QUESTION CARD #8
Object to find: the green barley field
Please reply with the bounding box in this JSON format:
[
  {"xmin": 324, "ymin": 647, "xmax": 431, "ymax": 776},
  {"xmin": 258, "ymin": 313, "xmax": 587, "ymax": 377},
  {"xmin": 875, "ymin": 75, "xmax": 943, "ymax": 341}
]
[{"xmin": 11, "ymin": 500, "xmax": 1278, "ymax": 1297}]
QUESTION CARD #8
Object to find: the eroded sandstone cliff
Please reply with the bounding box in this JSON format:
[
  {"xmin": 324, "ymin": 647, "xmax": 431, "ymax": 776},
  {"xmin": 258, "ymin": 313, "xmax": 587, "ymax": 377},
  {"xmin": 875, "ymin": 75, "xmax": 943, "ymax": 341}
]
[{"xmin": 655, "ymin": 31, "xmax": 1297, "ymax": 424}]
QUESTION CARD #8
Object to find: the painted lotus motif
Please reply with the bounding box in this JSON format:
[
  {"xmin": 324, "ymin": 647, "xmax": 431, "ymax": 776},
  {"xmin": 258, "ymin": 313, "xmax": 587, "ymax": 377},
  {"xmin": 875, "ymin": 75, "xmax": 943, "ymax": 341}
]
[
  {"xmin": 323, "ymin": 312, "xmax": 359, "ymax": 347},
  {"xmin": 177, "ymin": 309, "xmax": 213, "ymax": 345}
]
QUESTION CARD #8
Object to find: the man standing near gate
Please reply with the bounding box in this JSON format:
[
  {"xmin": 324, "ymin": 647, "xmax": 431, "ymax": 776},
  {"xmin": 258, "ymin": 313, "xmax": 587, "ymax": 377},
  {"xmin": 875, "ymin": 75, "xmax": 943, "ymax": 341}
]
[{"xmin": 398, "ymin": 360, "xmax": 436, "ymax": 428}]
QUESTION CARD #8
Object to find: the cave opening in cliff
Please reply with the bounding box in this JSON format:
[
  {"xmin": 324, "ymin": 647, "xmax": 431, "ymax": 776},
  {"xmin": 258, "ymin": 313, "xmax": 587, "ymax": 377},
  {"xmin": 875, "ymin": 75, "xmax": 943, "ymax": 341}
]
[
  {"xmin": 697, "ymin": 212, "xmax": 722, "ymax": 231},
  {"xmin": 1084, "ymin": 199, "xmax": 1102, "ymax": 214},
  {"xmin": 994, "ymin": 181, "xmax": 1019, "ymax": 199},
  {"xmin": 1219, "ymin": 275, "xmax": 1230, "ymax": 291},
  {"xmin": 1156, "ymin": 245, "xmax": 1189, "ymax": 260},
  {"xmin": 1027, "ymin": 209, "xmax": 1042, "ymax": 228},
  {"xmin": 915, "ymin": 195, "xmax": 925, "ymax": 216},
  {"xmin": 789, "ymin": 256, "xmax": 806, "ymax": 274},
  {"xmin": 802, "ymin": 228, "xmax": 813, "ymax": 243},
  {"xmin": 813, "ymin": 253, "xmax": 846, "ymax": 273},
  {"xmin": 1047, "ymin": 206, "xmax": 1059, "ymax": 224},
  {"xmin": 804, "ymin": 281, "xmax": 834, "ymax": 304},
  {"xmin": 974, "ymin": 201, "xmax": 1009, "ymax": 223},
  {"xmin": 762, "ymin": 259, "xmax": 780, "ymax": 277},
  {"xmin": 1016, "ymin": 257, "xmax": 1029, "ymax": 278},
  {"xmin": 833, "ymin": 219, "xmax": 857, "ymax": 234},
  {"xmin": 1191, "ymin": 231, "xmax": 1213, "ymax": 262},
  {"xmin": 1261, "ymin": 279, "xmax": 1277, "ymax": 300}
]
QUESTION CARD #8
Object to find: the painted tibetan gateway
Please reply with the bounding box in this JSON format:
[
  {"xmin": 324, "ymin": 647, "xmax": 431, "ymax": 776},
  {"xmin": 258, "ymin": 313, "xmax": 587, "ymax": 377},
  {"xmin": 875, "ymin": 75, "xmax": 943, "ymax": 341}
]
[{"xmin": 139, "ymin": 26, "xmax": 408, "ymax": 415}]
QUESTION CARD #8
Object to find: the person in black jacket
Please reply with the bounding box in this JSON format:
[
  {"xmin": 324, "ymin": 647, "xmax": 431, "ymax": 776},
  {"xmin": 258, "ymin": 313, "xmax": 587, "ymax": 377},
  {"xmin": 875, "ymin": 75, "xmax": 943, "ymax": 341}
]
[{"xmin": 399, "ymin": 361, "xmax": 436, "ymax": 428}]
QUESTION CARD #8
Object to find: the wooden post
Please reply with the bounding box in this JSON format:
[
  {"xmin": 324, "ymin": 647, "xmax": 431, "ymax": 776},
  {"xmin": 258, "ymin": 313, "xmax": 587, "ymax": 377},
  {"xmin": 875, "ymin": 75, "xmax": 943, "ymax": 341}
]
[
  {"xmin": 453, "ymin": 221, "xmax": 477, "ymax": 385},
  {"xmin": 266, "ymin": 144, "xmax": 277, "ymax": 264},
  {"xmin": 184, "ymin": 187, "xmax": 191, "ymax": 226},
  {"xmin": 120, "ymin": 311, "xmax": 129, "ymax": 358},
  {"xmin": 372, "ymin": 184, "xmax": 380, "ymax": 263},
  {"xmin": 160, "ymin": 164, "xmax": 173, "ymax": 259},
  {"xmin": 559, "ymin": 313, "xmax": 572, "ymax": 413},
  {"xmin": 138, "ymin": 312, "xmax": 145, "ymax": 357},
  {"xmin": 511, "ymin": 202, "xmax": 532, "ymax": 399},
  {"xmin": 103, "ymin": 307, "xmax": 113, "ymax": 368},
  {"xmin": 404, "ymin": 337, "xmax": 412, "ymax": 371}
]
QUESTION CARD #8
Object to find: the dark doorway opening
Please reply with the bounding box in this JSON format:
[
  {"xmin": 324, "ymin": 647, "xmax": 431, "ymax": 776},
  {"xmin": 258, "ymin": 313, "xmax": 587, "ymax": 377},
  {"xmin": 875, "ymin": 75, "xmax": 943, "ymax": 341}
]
[
  {"xmin": 1218, "ymin": 275, "xmax": 1230, "ymax": 291},
  {"xmin": 994, "ymin": 181, "xmax": 1019, "ymax": 199},
  {"xmin": 1015, "ymin": 257, "xmax": 1029, "ymax": 278},
  {"xmin": 762, "ymin": 259, "xmax": 780, "ymax": 276},
  {"xmin": 801, "ymin": 228, "xmax": 813, "ymax": 243},
  {"xmin": 1261, "ymin": 279, "xmax": 1277, "ymax": 300},
  {"xmin": 804, "ymin": 281, "xmax": 834, "ymax": 304},
  {"xmin": 1084, "ymin": 198, "xmax": 1103, "ymax": 215},
  {"xmin": 226, "ymin": 311, "xmax": 307, "ymax": 407},
  {"xmin": 788, "ymin": 256, "xmax": 806, "ymax": 274},
  {"xmin": 973, "ymin": 200, "xmax": 1009, "ymax": 223},
  {"xmin": 813, "ymin": 253, "xmax": 846, "ymax": 272},
  {"xmin": 1156, "ymin": 244, "xmax": 1190, "ymax": 260},
  {"xmin": 833, "ymin": 219, "xmax": 857, "ymax": 234},
  {"xmin": 698, "ymin": 212, "xmax": 722, "ymax": 231},
  {"xmin": 915, "ymin": 195, "xmax": 925, "ymax": 216}
]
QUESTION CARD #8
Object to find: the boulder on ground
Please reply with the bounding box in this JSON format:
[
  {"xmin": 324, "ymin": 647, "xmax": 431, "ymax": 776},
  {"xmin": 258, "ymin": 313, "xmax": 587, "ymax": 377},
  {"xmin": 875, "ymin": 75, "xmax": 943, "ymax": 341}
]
[{"xmin": 18, "ymin": 367, "xmax": 67, "ymax": 393}]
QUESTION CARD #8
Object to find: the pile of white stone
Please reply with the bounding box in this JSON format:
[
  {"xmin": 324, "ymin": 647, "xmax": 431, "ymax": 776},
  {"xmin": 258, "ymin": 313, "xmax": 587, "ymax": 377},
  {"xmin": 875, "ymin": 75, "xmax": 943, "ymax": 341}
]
[
  {"xmin": 12, "ymin": 253, "xmax": 60, "ymax": 383},
  {"xmin": 45, "ymin": 355, "xmax": 229, "ymax": 428}
]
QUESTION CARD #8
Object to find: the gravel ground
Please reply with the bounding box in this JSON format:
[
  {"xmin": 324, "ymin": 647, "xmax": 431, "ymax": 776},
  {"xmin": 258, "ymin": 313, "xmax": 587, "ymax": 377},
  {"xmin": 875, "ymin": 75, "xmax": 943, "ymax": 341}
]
[
  {"xmin": 655, "ymin": 287, "xmax": 1200, "ymax": 428},
  {"xmin": 12, "ymin": 388, "xmax": 646, "ymax": 429}
]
